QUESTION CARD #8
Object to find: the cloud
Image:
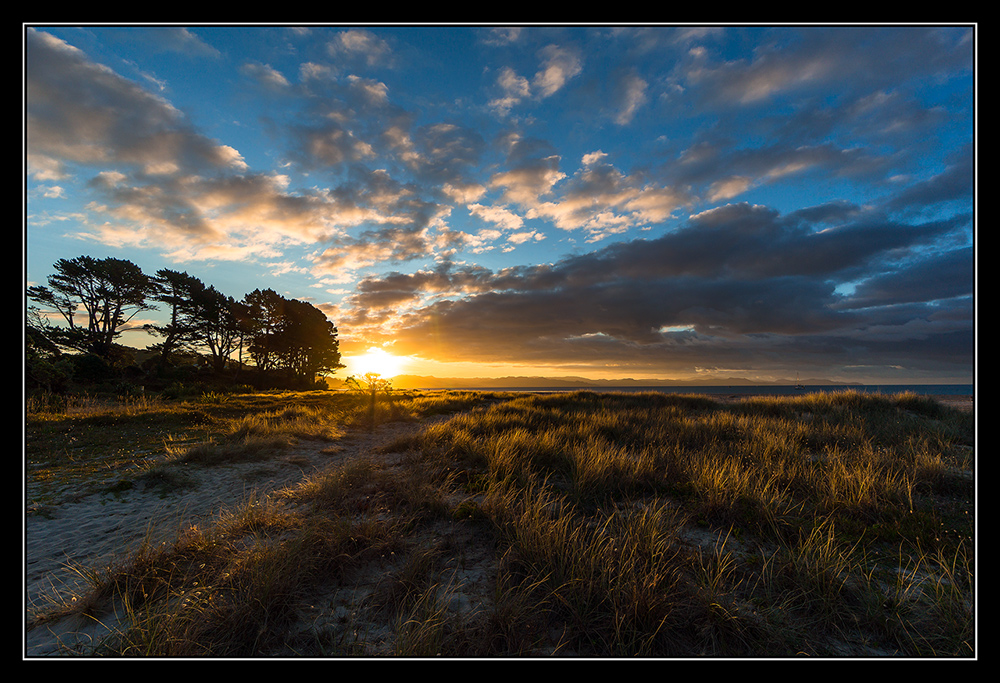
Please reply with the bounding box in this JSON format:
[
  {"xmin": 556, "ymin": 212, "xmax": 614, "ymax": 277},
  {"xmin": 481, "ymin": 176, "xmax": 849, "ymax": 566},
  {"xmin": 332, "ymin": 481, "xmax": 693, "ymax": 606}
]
[
  {"xmin": 480, "ymin": 27, "xmax": 523, "ymax": 46},
  {"xmin": 882, "ymin": 144, "xmax": 974, "ymax": 216},
  {"xmin": 533, "ymin": 44, "xmax": 583, "ymax": 98},
  {"xmin": 489, "ymin": 66, "xmax": 531, "ymax": 116},
  {"xmin": 441, "ymin": 181, "xmax": 487, "ymax": 205},
  {"xmin": 612, "ymin": 72, "xmax": 648, "ymax": 125},
  {"xmin": 293, "ymin": 121, "xmax": 376, "ymax": 167},
  {"xmin": 80, "ymin": 171, "xmax": 358, "ymax": 251},
  {"xmin": 327, "ymin": 29, "xmax": 394, "ymax": 67},
  {"xmin": 508, "ymin": 230, "xmax": 544, "ymax": 244},
  {"xmin": 706, "ymin": 176, "xmax": 752, "ymax": 202},
  {"xmin": 842, "ymin": 245, "xmax": 973, "ymax": 308},
  {"xmin": 25, "ymin": 26, "xmax": 973, "ymax": 383},
  {"xmin": 519, "ymin": 157, "xmax": 691, "ymax": 238},
  {"xmin": 312, "ymin": 227, "xmax": 432, "ymax": 274},
  {"xmin": 404, "ymin": 122, "xmax": 487, "ymax": 184},
  {"xmin": 142, "ymin": 27, "xmax": 221, "ymax": 58},
  {"xmin": 468, "ymin": 203, "xmax": 524, "ymax": 231},
  {"xmin": 343, "ymin": 200, "xmax": 971, "ymax": 378},
  {"xmin": 26, "ymin": 29, "xmax": 245, "ymax": 177},
  {"xmin": 489, "ymin": 139, "xmax": 566, "ymax": 205},
  {"xmin": 681, "ymin": 27, "xmax": 972, "ymax": 108},
  {"xmin": 26, "ymin": 28, "xmax": 460, "ymax": 279},
  {"xmin": 239, "ymin": 62, "xmax": 291, "ymax": 90},
  {"xmin": 488, "ymin": 43, "xmax": 583, "ymax": 116},
  {"xmin": 336, "ymin": 262, "xmax": 499, "ymax": 335},
  {"xmin": 27, "ymin": 153, "xmax": 69, "ymax": 182}
]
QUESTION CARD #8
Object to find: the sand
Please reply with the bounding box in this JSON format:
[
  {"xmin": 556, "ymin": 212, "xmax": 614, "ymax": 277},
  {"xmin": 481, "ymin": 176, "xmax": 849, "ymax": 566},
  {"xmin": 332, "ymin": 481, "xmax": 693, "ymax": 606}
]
[
  {"xmin": 24, "ymin": 416, "xmax": 446, "ymax": 657},
  {"xmin": 926, "ymin": 394, "xmax": 975, "ymax": 412}
]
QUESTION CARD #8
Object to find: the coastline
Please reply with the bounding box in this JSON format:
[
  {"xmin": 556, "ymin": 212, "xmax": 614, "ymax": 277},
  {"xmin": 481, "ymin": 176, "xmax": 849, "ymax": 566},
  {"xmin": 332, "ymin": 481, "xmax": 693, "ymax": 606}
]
[{"xmin": 403, "ymin": 384, "xmax": 975, "ymax": 411}]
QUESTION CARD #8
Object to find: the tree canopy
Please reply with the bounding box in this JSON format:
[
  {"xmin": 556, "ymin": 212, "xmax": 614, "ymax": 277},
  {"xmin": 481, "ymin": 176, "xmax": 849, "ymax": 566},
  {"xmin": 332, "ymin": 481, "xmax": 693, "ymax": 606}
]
[
  {"xmin": 27, "ymin": 255, "xmax": 344, "ymax": 390},
  {"xmin": 241, "ymin": 288, "xmax": 344, "ymax": 383},
  {"xmin": 27, "ymin": 256, "xmax": 156, "ymax": 359},
  {"xmin": 145, "ymin": 268, "xmax": 207, "ymax": 370}
]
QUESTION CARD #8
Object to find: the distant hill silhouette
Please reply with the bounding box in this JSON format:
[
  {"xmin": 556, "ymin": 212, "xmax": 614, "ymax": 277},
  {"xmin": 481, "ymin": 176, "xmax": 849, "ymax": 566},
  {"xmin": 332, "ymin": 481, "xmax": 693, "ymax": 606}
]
[{"xmin": 379, "ymin": 375, "xmax": 861, "ymax": 390}]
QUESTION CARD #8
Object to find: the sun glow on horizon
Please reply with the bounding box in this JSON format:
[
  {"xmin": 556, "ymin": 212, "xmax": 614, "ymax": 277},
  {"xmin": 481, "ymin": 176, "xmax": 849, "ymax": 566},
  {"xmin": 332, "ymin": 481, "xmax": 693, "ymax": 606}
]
[{"xmin": 348, "ymin": 347, "xmax": 408, "ymax": 378}]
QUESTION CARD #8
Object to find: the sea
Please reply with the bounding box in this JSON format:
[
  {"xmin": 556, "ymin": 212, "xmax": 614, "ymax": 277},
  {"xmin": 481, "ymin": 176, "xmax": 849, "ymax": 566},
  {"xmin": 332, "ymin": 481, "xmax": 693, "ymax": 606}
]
[{"xmin": 428, "ymin": 384, "xmax": 974, "ymax": 397}]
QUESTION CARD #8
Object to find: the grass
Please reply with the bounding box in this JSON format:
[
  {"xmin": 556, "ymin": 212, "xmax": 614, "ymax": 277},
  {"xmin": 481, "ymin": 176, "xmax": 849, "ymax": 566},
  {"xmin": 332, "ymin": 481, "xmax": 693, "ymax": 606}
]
[
  {"xmin": 25, "ymin": 387, "xmax": 496, "ymax": 508},
  {"xmin": 25, "ymin": 388, "xmax": 975, "ymax": 657}
]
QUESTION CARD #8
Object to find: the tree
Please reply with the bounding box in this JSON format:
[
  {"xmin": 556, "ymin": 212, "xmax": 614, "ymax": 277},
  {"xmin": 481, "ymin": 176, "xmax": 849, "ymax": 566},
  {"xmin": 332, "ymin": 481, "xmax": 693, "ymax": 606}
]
[
  {"xmin": 145, "ymin": 269, "xmax": 207, "ymax": 372},
  {"xmin": 277, "ymin": 297, "xmax": 344, "ymax": 384},
  {"xmin": 25, "ymin": 254, "xmax": 345, "ymax": 390},
  {"xmin": 190, "ymin": 285, "xmax": 245, "ymax": 373},
  {"xmin": 241, "ymin": 289, "xmax": 343, "ymax": 386},
  {"xmin": 25, "ymin": 307, "xmax": 72, "ymax": 393},
  {"xmin": 241, "ymin": 288, "xmax": 286, "ymax": 375},
  {"xmin": 26, "ymin": 255, "xmax": 156, "ymax": 360}
]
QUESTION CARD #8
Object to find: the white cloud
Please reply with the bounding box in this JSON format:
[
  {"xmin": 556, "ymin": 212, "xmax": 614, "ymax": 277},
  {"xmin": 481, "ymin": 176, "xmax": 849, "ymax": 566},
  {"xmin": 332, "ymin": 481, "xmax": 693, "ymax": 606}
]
[
  {"xmin": 614, "ymin": 73, "xmax": 648, "ymax": 125},
  {"xmin": 508, "ymin": 230, "xmax": 544, "ymax": 244},
  {"xmin": 442, "ymin": 182, "xmax": 487, "ymax": 205},
  {"xmin": 27, "ymin": 154, "xmax": 68, "ymax": 181},
  {"xmin": 707, "ymin": 176, "xmax": 752, "ymax": 202},
  {"xmin": 329, "ymin": 29, "xmax": 393, "ymax": 66},
  {"xmin": 468, "ymin": 203, "xmax": 525, "ymax": 231},
  {"xmin": 532, "ymin": 45, "xmax": 582, "ymax": 98},
  {"xmin": 240, "ymin": 62, "xmax": 290, "ymax": 89},
  {"xmin": 347, "ymin": 74, "xmax": 390, "ymax": 104}
]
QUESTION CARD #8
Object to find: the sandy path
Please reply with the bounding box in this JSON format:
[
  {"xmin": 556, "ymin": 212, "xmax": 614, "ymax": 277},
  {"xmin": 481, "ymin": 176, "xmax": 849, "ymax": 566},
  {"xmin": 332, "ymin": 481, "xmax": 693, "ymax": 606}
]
[
  {"xmin": 24, "ymin": 417, "xmax": 437, "ymax": 657},
  {"xmin": 926, "ymin": 394, "xmax": 975, "ymax": 412}
]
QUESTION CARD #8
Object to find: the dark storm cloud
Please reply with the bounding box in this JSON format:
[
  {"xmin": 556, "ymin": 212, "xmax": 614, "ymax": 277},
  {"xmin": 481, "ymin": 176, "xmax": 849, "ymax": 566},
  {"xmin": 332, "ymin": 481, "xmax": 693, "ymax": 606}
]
[
  {"xmin": 362, "ymin": 200, "xmax": 970, "ymax": 377},
  {"xmin": 844, "ymin": 246, "xmax": 974, "ymax": 309},
  {"xmin": 527, "ymin": 203, "xmax": 963, "ymax": 285},
  {"xmin": 883, "ymin": 144, "xmax": 975, "ymax": 216},
  {"xmin": 338, "ymin": 263, "xmax": 502, "ymax": 325}
]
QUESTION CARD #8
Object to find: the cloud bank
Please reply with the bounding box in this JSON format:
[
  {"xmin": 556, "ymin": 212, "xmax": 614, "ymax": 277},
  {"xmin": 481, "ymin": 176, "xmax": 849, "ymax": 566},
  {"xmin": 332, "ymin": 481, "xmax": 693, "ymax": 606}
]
[{"xmin": 26, "ymin": 25, "xmax": 975, "ymax": 382}]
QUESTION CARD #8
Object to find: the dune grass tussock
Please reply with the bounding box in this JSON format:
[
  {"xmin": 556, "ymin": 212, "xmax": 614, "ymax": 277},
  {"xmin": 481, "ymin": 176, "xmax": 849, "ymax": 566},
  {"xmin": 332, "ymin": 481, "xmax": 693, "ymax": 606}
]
[
  {"xmin": 387, "ymin": 390, "xmax": 974, "ymax": 656},
  {"xmin": 27, "ymin": 388, "xmax": 974, "ymax": 657}
]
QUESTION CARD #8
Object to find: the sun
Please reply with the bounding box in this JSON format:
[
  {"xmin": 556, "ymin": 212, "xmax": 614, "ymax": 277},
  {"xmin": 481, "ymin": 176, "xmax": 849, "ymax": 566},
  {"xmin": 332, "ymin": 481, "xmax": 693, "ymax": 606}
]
[{"xmin": 351, "ymin": 347, "xmax": 407, "ymax": 378}]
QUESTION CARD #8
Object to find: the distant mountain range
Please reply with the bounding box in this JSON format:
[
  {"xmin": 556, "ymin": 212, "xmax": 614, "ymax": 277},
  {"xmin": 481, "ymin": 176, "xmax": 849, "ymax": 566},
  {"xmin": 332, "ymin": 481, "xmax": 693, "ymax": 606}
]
[{"xmin": 366, "ymin": 375, "xmax": 863, "ymax": 390}]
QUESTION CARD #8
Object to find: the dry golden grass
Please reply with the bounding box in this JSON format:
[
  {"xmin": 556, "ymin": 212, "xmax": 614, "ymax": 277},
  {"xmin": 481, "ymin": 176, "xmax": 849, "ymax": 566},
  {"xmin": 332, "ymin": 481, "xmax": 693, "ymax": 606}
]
[{"xmin": 26, "ymin": 388, "xmax": 975, "ymax": 657}]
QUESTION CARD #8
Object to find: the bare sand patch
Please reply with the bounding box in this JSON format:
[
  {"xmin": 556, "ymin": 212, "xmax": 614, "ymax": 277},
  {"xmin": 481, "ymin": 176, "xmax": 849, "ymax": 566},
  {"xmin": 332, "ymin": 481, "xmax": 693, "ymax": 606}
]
[{"xmin": 24, "ymin": 416, "xmax": 447, "ymax": 657}]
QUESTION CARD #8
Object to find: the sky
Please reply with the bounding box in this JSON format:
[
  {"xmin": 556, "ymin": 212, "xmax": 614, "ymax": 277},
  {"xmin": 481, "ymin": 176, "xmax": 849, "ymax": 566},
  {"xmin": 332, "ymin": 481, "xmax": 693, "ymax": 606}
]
[{"xmin": 24, "ymin": 23, "xmax": 976, "ymax": 384}]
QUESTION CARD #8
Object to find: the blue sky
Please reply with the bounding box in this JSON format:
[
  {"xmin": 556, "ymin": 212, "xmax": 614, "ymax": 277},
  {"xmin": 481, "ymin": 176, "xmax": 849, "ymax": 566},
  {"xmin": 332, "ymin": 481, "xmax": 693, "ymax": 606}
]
[{"xmin": 25, "ymin": 24, "xmax": 976, "ymax": 383}]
